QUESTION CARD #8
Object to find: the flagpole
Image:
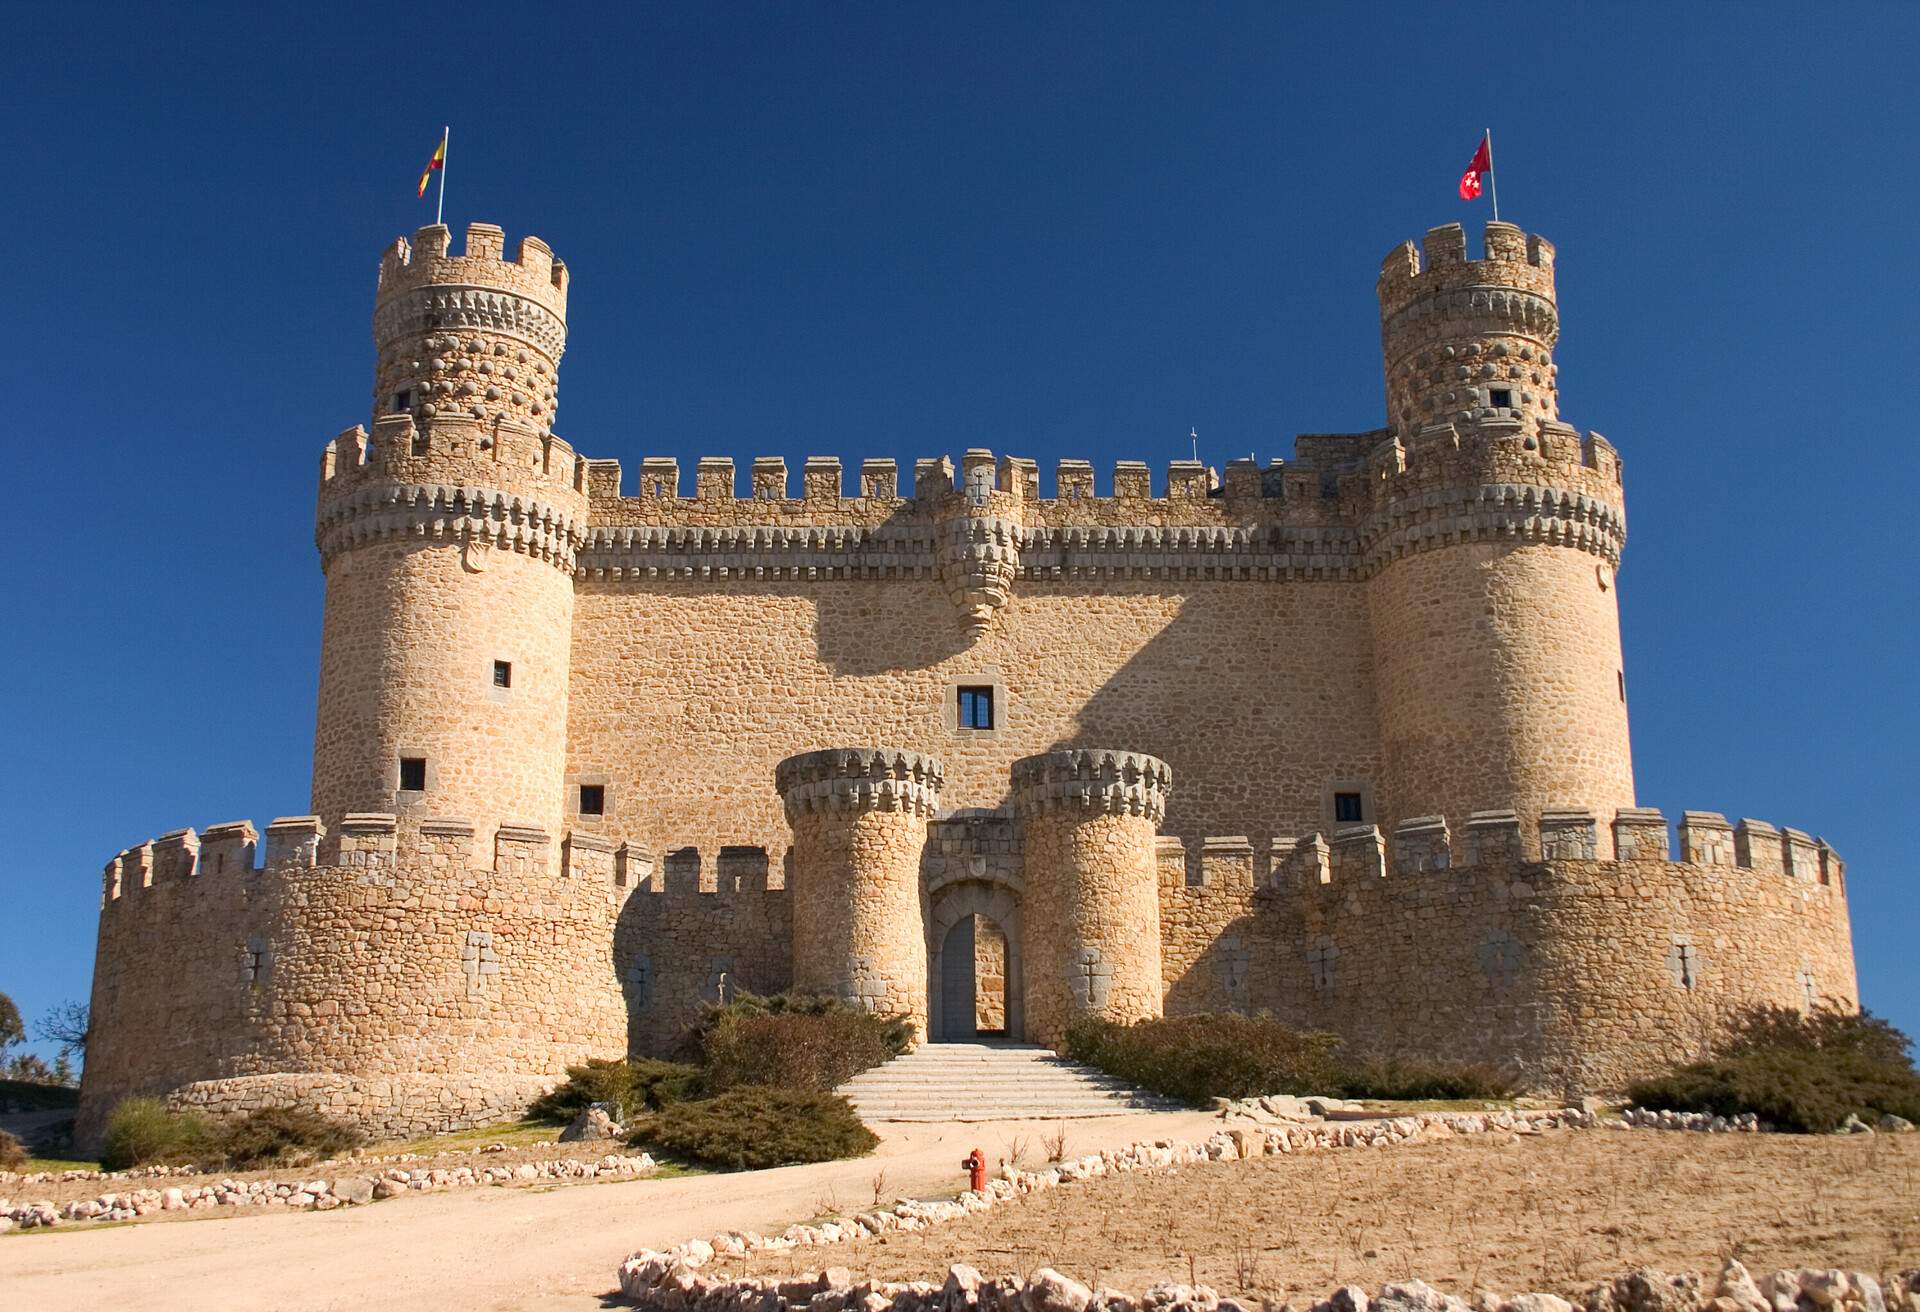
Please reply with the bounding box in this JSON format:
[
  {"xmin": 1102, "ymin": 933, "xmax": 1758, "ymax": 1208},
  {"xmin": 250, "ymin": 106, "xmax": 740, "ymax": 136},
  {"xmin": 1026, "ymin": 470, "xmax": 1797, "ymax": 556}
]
[
  {"xmin": 1485, "ymin": 128, "xmax": 1499, "ymax": 223},
  {"xmin": 435, "ymin": 126, "xmax": 449, "ymax": 227}
]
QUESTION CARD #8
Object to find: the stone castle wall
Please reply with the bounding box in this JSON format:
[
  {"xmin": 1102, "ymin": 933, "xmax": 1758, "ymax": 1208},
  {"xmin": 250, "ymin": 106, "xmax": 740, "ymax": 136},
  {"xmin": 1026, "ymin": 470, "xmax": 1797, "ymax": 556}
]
[
  {"xmin": 78, "ymin": 816, "xmax": 629, "ymax": 1144},
  {"xmin": 1157, "ymin": 808, "xmax": 1857, "ymax": 1093},
  {"xmin": 73, "ymin": 220, "xmax": 1867, "ymax": 1143}
]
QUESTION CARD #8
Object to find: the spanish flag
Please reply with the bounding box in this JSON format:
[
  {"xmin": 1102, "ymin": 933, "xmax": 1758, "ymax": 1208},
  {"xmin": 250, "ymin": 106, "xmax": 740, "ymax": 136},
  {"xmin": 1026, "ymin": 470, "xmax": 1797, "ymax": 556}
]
[{"xmin": 417, "ymin": 131, "xmax": 446, "ymax": 198}]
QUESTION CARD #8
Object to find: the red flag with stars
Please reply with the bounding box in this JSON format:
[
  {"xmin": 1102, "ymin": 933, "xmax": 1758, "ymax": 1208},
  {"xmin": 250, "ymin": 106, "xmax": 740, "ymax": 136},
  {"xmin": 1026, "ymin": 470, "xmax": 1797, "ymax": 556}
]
[{"xmin": 1459, "ymin": 134, "xmax": 1492, "ymax": 201}]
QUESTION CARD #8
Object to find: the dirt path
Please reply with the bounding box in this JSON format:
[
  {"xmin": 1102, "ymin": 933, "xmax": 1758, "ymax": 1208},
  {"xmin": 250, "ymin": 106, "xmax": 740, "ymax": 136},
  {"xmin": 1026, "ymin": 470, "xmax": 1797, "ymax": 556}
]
[{"xmin": 0, "ymin": 1111, "xmax": 1219, "ymax": 1311}]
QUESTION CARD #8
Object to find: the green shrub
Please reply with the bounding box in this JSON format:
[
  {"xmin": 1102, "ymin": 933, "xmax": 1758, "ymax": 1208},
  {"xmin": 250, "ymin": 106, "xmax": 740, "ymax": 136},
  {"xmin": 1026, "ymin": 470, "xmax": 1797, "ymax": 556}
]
[
  {"xmin": 1628, "ymin": 1007, "xmax": 1920, "ymax": 1133},
  {"xmin": 98, "ymin": 1097, "xmax": 222, "ymax": 1170},
  {"xmin": 1336, "ymin": 1056, "xmax": 1514, "ymax": 1102},
  {"xmin": 629, "ymin": 1086, "xmax": 877, "ymax": 1169},
  {"xmin": 1065, "ymin": 1014, "xmax": 1345, "ymax": 1103},
  {"xmin": 527, "ymin": 1057, "xmax": 703, "ymax": 1124},
  {"xmin": 1065, "ymin": 1014, "xmax": 1513, "ymax": 1105},
  {"xmin": 691, "ymin": 992, "xmax": 911, "ymax": 1093},
  {"xmin": 219, "ymin": 1107, "xmax": 363, "ymax": 1168},
  {"xmin": 0, "ymin": 1128, "xmax": 26, "ymax": 1171}
]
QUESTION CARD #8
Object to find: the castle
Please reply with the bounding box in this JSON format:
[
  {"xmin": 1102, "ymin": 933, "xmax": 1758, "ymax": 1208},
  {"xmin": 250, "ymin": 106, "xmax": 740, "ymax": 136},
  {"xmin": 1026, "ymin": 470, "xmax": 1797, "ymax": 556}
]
[{"xmin": 77, "ymin": 218, "xmax": 1858, "ymax": 1143}]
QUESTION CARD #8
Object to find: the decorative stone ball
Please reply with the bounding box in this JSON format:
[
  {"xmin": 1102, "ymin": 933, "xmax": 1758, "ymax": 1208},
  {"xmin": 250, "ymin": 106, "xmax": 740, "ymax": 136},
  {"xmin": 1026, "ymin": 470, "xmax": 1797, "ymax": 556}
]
[
  {"xmin": 420, "ymin": 403, "xmax": 438, "ymax": 417},
  {"xmin": 466, "ymin": 337, "xmax": 484, "ymax": 352},
  {"xmin": 485, "ymin": 387, "xmax": 500, "ymax": 401}
]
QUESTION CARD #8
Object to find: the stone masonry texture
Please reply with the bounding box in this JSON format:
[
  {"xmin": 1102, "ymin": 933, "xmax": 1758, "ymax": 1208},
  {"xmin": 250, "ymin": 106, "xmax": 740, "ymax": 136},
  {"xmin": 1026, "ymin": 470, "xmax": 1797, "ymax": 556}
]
[{"xmin": 76, "ymin": 219, "xmax": 1861, "ymax": 1144}]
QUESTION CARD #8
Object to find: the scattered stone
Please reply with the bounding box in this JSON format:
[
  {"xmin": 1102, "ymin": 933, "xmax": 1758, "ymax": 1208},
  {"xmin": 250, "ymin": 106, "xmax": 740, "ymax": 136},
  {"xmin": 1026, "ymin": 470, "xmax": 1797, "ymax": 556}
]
[
  {"xmin": 1840, "ymin": 1115, "xmax": 1874, "ymax": 1135},
  {"xmin": 1878, "ymin": 1114, "xmax": 1915, "ymax": 1134},
  {"xmin": 560, "ymin": 1102, "xmax": 625, "ymax": 1143},
  {"xmin": 1022, "ymin": 1268, "xmax": 1093, "ymax": 1312},
  {"xmin": 333, "ymin": 1177, "xmax": 375, "ymax": 1205}
]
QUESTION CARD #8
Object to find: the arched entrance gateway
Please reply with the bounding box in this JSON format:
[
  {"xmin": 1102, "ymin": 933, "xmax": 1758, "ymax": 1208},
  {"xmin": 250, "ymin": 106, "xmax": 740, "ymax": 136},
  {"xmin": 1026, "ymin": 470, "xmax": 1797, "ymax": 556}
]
[{"xmin": 926, "ymin": 879, "xmax": 1024, "ymax": 1042}]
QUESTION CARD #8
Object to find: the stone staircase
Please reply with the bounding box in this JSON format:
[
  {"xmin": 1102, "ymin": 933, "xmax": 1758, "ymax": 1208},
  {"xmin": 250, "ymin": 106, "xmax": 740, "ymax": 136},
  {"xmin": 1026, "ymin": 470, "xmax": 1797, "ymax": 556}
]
[{"xmin": 838, "ymin": 1042, "xmax": 1183, "ymax": 1122}]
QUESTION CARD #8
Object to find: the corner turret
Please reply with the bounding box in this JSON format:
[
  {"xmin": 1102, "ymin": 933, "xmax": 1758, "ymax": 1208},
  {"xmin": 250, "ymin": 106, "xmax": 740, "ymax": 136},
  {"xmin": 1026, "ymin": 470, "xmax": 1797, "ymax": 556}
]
[
  {"xmin": 1365, "ymin": 223, "xmax": 1635, "ymax": 855},
  {"xmin": 309, "ymin": 225, "xmax": 586, "ymax": 852}
]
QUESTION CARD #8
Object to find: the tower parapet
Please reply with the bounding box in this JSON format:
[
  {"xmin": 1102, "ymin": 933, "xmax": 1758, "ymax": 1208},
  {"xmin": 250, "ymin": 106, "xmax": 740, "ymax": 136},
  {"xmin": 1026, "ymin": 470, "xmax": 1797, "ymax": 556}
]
[
  {"xmin": 373, "ymin": 223, "xmax": 568, "ymax": 431},
  {"xmin": 1378, "ymin": 221, "xmax": 1560, "ymax": 437}
]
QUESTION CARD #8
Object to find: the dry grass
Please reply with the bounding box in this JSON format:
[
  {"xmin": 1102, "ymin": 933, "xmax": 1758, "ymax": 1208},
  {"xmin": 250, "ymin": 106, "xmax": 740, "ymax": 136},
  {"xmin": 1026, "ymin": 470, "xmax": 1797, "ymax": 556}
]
[{"xmin": 715, "ymin": 1130, "xmax": 1920, "ymax": 1300}]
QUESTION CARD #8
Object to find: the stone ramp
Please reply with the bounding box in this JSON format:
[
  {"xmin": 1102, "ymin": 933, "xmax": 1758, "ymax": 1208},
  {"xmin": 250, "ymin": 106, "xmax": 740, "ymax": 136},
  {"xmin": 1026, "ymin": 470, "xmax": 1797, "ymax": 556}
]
[{"xmin": 837, "ymin": 1042, "xmax": 1183, "ymax": 1121}]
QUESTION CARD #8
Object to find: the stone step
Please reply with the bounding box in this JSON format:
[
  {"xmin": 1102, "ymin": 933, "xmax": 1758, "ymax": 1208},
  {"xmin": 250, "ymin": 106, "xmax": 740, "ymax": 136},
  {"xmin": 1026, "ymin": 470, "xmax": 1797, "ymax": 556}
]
[{"xmin": 836, "ymin": 1043, "xmax": 1181, "ymax": 1122}]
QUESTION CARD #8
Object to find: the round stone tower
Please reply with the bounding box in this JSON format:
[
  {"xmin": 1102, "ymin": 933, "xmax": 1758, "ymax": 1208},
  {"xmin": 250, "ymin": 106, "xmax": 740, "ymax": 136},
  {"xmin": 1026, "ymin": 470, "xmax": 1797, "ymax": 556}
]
[
  {"xmin": 1012, "ymin": 749, "xmax": 1170, "ymax": 1045},
  {"xmin": 311, "ymin": 223, "xmax": 587, "ymax": 845},
  {"xmin": 1366, "ymin": 222, "xmax": 1634, "ymax": 850},
  {"xmin": 777, "ymin": 748, "xmax": 943, "ymax": 1037}
]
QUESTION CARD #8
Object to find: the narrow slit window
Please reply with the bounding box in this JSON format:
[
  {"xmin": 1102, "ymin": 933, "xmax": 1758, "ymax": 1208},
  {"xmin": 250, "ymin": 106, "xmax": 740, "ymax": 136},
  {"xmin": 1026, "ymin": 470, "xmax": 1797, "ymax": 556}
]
[
  {"xmin": 1333, "ymin": 792, "xmax": 1365, "ymax": 824},
  {"xmin": 399, "ymin": 757, "xmax": 427, "ymax": 792},
  {"xmin": 493, "ymin": 659, "xmax": 512, "ymax": 689},
  {"xmin": 957, "ymin": 686, "xmax": 995, "ymax": 731},
  {"xmin": 579, "ymin": 784, "xmax": 605, "ymax": 816}
]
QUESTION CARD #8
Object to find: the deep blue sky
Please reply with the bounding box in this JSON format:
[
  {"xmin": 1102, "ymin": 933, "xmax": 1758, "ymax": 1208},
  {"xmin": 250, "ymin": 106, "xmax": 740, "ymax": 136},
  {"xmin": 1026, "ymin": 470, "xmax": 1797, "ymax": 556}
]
[{"xmin": 3, "ymin": 4, "xmax": 1914, "ymax": 1061}]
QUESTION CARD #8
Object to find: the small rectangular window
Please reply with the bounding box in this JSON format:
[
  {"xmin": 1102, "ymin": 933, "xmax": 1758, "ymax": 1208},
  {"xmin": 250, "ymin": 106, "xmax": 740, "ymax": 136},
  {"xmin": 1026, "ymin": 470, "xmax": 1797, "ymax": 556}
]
[
  {"xmin": 1334, "ymin": 792, "xmax": 1365, "ymax": 824},
  {"xmin": 493, "ymin": 659, "xmax": 512, "ymax": 688},
  {"xmin": 957, "ymin": 686, "xmax": 995, "ymax": 731},
  {"xmin": 399, "ymin": 757, "xmax": 427, "ymax": 792},
  {"xmin": 1489, "ymin": 388, "xmax": 1513, "ymax": 409},
  {"xmin": 579, "ymin": 784, "xmax": 605, "ymax": 816},
  {"xmin": 394, "ymin": 389, "xmax": 413, "ymax": 411}
]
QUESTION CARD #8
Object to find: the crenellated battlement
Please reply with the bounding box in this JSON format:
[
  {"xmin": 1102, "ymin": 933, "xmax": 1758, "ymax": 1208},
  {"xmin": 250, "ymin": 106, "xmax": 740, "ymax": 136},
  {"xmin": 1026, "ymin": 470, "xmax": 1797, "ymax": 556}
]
[
  {"xmin": 377, "ymin": 223, "xmax": 568, "ymax": 318},
  {"xmin": 566, "ymin": 434, "xmax": 1622, "ymax": 583},
  {"xmin": 1377, "ymin": 221, "xmax": 1556, "ymax": 322},
  {"xmin": 775, "ymin": 748, "xmax": 945, "ymax": 820},
  {"xmin": 1010, "ymin": 749, "xmax": 1172, "ymax": 823},
  {"xmin": 1151, "ymin": 804, "xmax": 1847, "ymax": 894},
  {"xmin": 96, "ymin": 816, "xmax": 655, "ymax": 906}
]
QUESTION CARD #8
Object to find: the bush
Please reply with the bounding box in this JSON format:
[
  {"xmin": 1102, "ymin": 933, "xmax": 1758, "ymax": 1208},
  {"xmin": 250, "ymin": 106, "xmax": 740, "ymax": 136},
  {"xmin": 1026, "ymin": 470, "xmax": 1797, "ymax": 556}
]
[
  {"xmin": 1065, "ymin": 1014, "xmax": 1514, "ymax": 1106},
  {"xmin": 1628, "ymin": 1006, "xmax": 1920, "ymax": 1133},
  {"xmin": 1065, "ymin": 1014, "xmax": 1344, "ymax": 1103},
  {"xmin": 691, "ymin": 992, "xmax": 911, "ymax": 1093},
  {"xmin": 0, "ymin": 1128, "xmax": 26, "ymax": 1171},
  {"xmin": 1336, "ymin": 1056, "xmax": 1514, "ymax": 1102},
  {"xmin": 629, "ymin": 1086, "xmax": 877, "ymax": 1169},
  {"xmin": 219, "ymin": 1107, "xmax": 363, "ymax": 1168},
  {"xmin": 527, "ymin": 1057, "xmax": 704, "ymax": 1124},
  {"xmin": 98, "ymin": 1097, "xmax": 221, "ymax": 1170}
]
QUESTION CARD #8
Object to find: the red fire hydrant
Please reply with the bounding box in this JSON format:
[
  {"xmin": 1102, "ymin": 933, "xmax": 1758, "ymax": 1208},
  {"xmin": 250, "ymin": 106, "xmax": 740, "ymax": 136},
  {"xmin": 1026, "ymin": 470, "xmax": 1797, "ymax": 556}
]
[{"xmin": 961, "ymin": 1147, "xmax": 987, "ymax": 1193}]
